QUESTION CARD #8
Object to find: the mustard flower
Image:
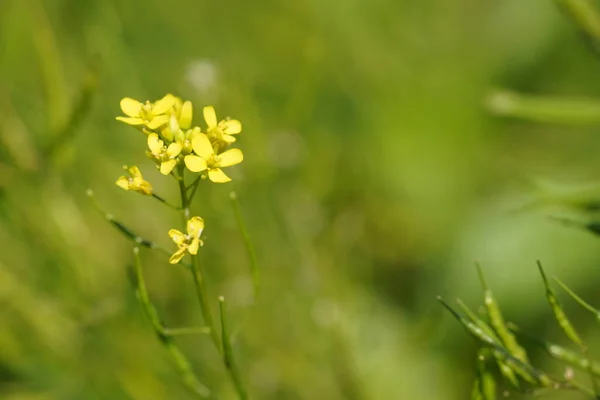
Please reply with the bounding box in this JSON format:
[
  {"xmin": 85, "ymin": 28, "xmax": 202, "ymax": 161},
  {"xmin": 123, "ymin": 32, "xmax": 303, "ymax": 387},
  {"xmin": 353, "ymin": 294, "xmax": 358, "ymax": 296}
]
[
  {"xmin": 203, "ymin": 106, "xmax": 242, "ymax": 148},
  {"xmin": 168, "ymin": 216, "xmax": 204, "ymax": 264},
  {"xmin": 116, "ymin": 94, "xmax": 175, "ymax": 130},
  {"xmin": 184, "ymin": 133, "xmax": 243, "ymax": 183},
  {"xmin": 115, "ymin": 165, "xmax": 153, "ymax": 195},
  {"xmin": 147, "ymin": 133, "xmax": 182, "ymax": 175}
]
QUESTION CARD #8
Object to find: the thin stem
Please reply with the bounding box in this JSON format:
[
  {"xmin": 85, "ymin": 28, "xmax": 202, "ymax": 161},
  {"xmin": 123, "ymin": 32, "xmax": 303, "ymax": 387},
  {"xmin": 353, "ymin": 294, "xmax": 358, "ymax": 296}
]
[
  {"xmin": 177, "ymin": 168, "xmax": 249, "ymax": 399},
  {"xmin": 87, "ymin": 189, "xmax": 191, "ymax": 268},
  {"xmin": 219, "ymin": 296, "xmax": 248, "ymax": 400},
  {"xmin": 230, "ymin": 191, "xmax": 259, "ymax": 301},
  {"xmin": 178, "ymin": 168, "xmax": 191, "ymax": 222},
  {"xmin": 177, "ymin": 169, "xmax": 220, "ymax": 348},
  {"xmin": 152, "ymin": 193, "xmax": 181, "ymax": 210},
  {"xmin": 190, "ymin": 253, "xmax": 221, "ymax": 349},
  {"xmin": 131, "ymin": 247, "xmax": 212, "ymax": 399},
  {"xmin": 186, "ymin": 175, "xmax": 203, "ymax": 198}
]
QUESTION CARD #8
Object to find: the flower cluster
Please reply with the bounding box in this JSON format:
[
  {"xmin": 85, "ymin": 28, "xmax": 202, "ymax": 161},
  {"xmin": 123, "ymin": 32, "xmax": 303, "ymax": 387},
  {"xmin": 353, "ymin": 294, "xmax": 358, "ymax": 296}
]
[
  {"xmin": 115, "ymin": 94, "xmax": 246, "ymax": 263},
  {"xmin": 116, "ymin": 94, "xmax": 244, "ymax": 181}
]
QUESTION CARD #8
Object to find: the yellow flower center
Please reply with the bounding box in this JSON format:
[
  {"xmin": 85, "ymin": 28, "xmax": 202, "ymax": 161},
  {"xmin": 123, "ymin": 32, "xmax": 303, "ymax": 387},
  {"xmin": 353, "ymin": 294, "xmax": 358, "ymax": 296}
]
[
  {"xmin": 206, "ymin": 154, "xmax": 221, "ymax": 169},
  {"xmin": 140, "ymin": 102, "xmax": 154, "ymax": 121}
]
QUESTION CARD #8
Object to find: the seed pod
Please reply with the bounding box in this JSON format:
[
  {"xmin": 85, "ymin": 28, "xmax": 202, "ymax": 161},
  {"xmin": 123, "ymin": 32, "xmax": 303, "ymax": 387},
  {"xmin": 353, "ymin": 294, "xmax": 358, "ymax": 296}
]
[
  {"xmin": 555, "ymin": 277, "xmax": 600, "ymax": 323},
  {"xmin": 457, "ymin": 299, "xmax": 520, "ymax": 389},
  {"xmin": 538, "ymin": 261, "xmax": 583, "ymax": 347},
  {"xmin": 476, "ymin": 349, "xmax": 497, "ymax": 400},
  {"xmin": 476, "ymin": 263, "xmax": 529, "ymax": 363}
]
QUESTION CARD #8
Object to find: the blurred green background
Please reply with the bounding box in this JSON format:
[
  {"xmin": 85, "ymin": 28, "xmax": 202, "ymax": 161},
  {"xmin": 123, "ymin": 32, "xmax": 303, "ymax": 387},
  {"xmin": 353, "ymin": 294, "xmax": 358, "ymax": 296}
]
[{"xmin": 4, "ymin": 0, "xmax": 600, "ymax": 398}]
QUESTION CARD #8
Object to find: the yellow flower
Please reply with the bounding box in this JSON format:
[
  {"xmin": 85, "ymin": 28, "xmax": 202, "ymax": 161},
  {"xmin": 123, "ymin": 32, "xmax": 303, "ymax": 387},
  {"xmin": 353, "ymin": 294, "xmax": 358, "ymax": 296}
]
[
  {"xmin": 147, "ymin": 133, "xmax": 182, "ymax": 175},
  {"xmin": 115, "ymin": 165, "xmax": 153, "ymax": 195},
  {"xmin": 168, "ymin": 216, "xmax": 205, "ymax": 264},
  {"xmin": 203, "ymin": 106, "xmax": 242, "ymax": 148},
  {"xmin": 116, "ymin": 94, "xmax": 175, "ymax": 129},
  {"xmin": 184, "ymin": 133, "xmax": 243, "ymax": 183}
]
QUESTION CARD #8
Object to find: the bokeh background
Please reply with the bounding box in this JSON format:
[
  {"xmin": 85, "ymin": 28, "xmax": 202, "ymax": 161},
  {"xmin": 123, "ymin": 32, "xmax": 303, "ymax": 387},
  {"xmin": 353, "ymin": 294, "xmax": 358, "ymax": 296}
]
[{"xmin": 4, "ymin": 0, "xmax": 600, "ymax": 398}]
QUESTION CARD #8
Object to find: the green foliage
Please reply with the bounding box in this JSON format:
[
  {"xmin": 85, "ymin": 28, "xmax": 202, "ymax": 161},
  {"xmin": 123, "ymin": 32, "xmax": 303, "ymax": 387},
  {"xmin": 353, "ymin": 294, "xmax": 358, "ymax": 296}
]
[{"xmin": 6, "ymin": 0, "xmax": 600, "ymax": 399}]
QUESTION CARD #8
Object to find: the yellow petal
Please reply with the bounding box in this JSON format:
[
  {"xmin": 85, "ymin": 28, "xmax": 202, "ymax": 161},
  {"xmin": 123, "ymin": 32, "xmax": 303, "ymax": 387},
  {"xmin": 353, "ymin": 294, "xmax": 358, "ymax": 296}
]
[
  {"xmin": 188, "ymin": 238, "xmax": 200, "ymax": 255},
  {"xmin": 153, "ymin": 94, "xmax": 176, "ymax": 115},
  {"xmin": 180, "ymin": 101, "xmax": 193, "ymax": 129},
  {"xmin": 191, "ymin": 133, "xmax": 214, "ymax": 158},
  {"xmin": 116, "ymin": 116, "xmax": 145, "ymax": 126},
  {"xmin": 221, "ymin": 134, "xmax": 237, "ymax": 143},
  {"xmin": 128, "ymin": 165, "xmax": 142, "ymax": 178},
  {"xmin": 147, "ymin": 115, "xmax": 169, "ymax": 130},
  {"xmin": 147, "ymin": 134, "xmax": 163, "ymax": 154},
  {"xmin": 187, "ymin": 216, "xmax": 205, "ymax": 238},
  {"xmin": 168, "ymin": 229, "xmax": 186, "ymax": 245},
  {"xmin": 218, "ymin": 148, "xmax": 243, "ymax": 167},
  {"xmin": 222, "ymin": 119, "xmax": 242, "ymax": 134},
  {"xmin": 161, "ymin": 126, "xmax": 174, "ymax": 142},
  {"xmin": 184, "ymin": 155, "xmax": 208, "ymax": 172},
  {"xmin": 169, "ymin": 247, "xmax": 187, "ymax": 264},
  {"xmin": 167, "ymin": 142, "xmax": 183, "ymax": 158},
  {"xmin": 160, "ymin": 159, "xmax": 177, "ymax": 175},
  {"xmin": 138, "ymin": 181, "xmax": 153, "ymax": 195},
  {"xmin": 120, "ymin": 97, "xmax": 141, "ymax": 117},
  {"xmin": 116, "ymin": 176, "xmax": 130, "ymax": 190},
  {"xmin": 203, "ymin": 106, "xmax": 217, "ymax": 128},
  {"xmin": 208, "ymin": 168, "xmax": 231, "ymax": 183},
  {"xmin": 187, "ymin": 127, "xmax": 202, "ymax": 143},
  {"xmin": 168, "ymin": 114, "xmax": 180, "ymax": 133}
]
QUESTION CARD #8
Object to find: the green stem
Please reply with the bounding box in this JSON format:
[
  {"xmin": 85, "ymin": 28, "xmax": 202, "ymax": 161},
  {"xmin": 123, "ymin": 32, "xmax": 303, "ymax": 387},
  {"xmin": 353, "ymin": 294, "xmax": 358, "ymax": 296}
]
[
  {"xmin": 87, "ymin": 189, "xmax": 183, "ymax": 262},
  {"xmin": 219, "ymin": 297, "xmax": 248, "ymax": 400},
  {"xmin": 178, "ymin": 172, "xmax": 220, "ymax": 348},
  {"xmin": 230, "ymin": 191, "xmax": 259, "ymax": 301},
  {"xmin": 152, "ymin": 193, "xmax": 181, "ymax": 211},
  {"xmin": 178, "ymin": 171, "xmax": 249, "ymax": 399},
  {"xmin": 190, "ymin": 253, "xmax": 221, "ymax": 349},
  {"xmin": 131, "ymin": 247, "xmax": 212, "ymax": 399},
  {"xmin": 186, "ymin": 174, "xmax": 203, "ymax": 201}
]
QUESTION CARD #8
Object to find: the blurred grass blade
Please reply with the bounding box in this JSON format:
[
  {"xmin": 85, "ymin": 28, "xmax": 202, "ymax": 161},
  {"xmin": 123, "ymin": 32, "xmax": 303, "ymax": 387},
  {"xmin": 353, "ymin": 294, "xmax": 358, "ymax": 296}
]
[
  {"xmin": 230, "ymin": 191, "xmax": 260, "ymax": 301},
  {"xmin": 537, "ymin": 261, "xmax": 584, "ymax": 347},
  {"xmin": 218, "ymin": 296, "xmax": 248, "ymax": 400},
  {"xmin": 549, "ymin": 215, "xmax": 600, "ymax": 237},
  {"xmin": 554, "ymin": 277, "xmax": 600, "ymax": 322},
  {"xmin": 44, "ymin": 60, "xmax": 99, "ymax": 160},
  {"xmin": 131, "ymin": 248, "xmax": 212, "ymax": 399},
  {"xmin": 555, "ymin": 0, "xmax": 600, "ymax": 51},
  {"xmin": 457, "ymin": 299, "xmax": 520, "ymax": 389},
  {"xmin": 28, "ymin": 0, "xmax": 69, "ymax": 132},
  {"xmin": 476, "ymin": 263, "xmax": 529, "ymax": 363},
  {"xmin": 487, "ymin": 90, "xmax": 600, "ymax": 125}
]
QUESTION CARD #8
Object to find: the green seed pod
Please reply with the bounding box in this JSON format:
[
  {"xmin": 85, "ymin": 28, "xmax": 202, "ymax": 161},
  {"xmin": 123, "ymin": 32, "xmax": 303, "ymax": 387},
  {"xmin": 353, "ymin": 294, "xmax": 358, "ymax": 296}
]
[
  {"xmin": 538, "ymin": 262, "xmax": 583, "ymax": 347},
  {"xmin": 476, "ymin": 349, "xmax": 497, "ymax": 400},
  {"xmin": 555, "ymin": 277, "xmax": 600, "ymax": 323},
  {"xmin": 457, "ymin": 299, "xmax": 520, "ymax": 389},
  {"xmin": 476, "ymin": 263, "xmax": 529, "ymax": 363}
]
